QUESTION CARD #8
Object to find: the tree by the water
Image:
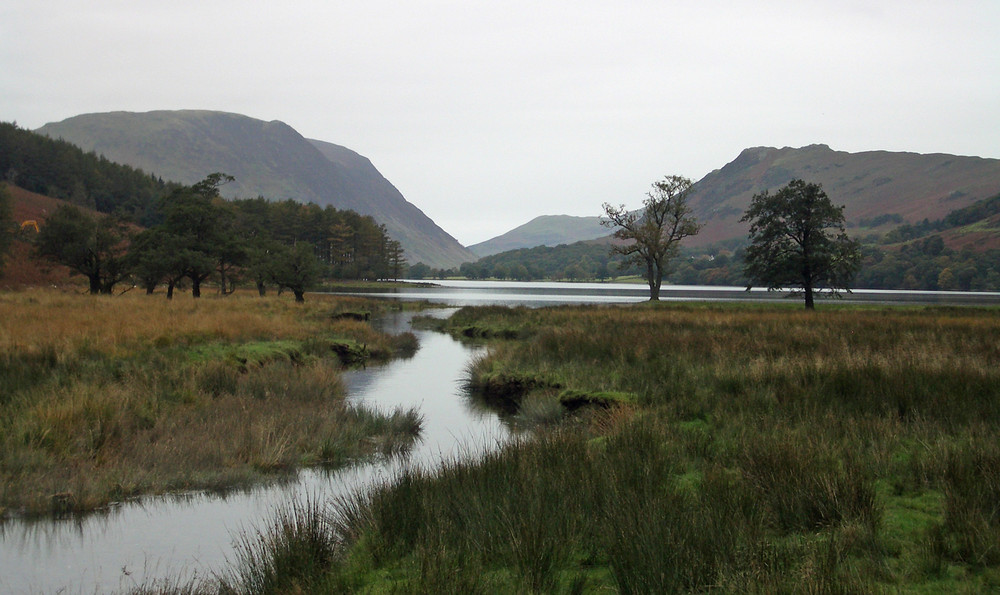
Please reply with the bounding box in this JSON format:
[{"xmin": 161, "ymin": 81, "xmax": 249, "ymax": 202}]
[
  {"xmin": 741, "ymin": 179, "xmax": 861, "ymax": 309},
  {"xmin": 602, "ymin": 175, "xmax": 701, "ymax": 301}
]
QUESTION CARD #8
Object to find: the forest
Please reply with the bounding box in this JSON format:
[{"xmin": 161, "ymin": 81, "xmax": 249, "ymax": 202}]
[{"xmin": 0, "ymin": 122, "xmax": 406, "ymax": 297}]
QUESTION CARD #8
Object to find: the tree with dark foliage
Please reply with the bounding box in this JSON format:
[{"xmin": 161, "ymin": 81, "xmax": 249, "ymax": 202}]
[
  {"xmin": 270, "ymin": 242, "xmax": 323, "ymax": 302},
  {"xmin": 35, "ymin": 205, "xmax": 132, "ymax": 294},
  {"xmin": 741, "ymin": 179, "xmax": 861, "ymax": 309}
]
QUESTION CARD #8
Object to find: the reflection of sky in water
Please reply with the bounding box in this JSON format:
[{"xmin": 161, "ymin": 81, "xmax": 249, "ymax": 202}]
[{"xmin": 0, "ymin": 310, "xmax": 503, "ymax": 594}]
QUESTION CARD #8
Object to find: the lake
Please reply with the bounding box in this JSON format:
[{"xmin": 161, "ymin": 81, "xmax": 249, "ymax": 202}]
[
  {"xmin": 334, "ymin": 279, "xmax": 1000, "ymax": 307},
  {"xmin": 2, "ymin": 281, "xmax": 998, "ymax": 592}
]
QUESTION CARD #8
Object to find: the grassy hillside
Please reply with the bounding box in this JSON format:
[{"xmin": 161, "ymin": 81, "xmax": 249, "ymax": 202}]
[
  {"xmin": 686, "ymin": 144, "xmax": 1000, "ymax": 246},
  {"xmin": 1, "ymin": 185, "xmax": 83, "ymax": 290},
  {"xmin": 474, "ymin": 145, "xmax": 1000, "ymax": 254},
  {"xmin": 36, "ymin": 111, "xmax": 475, "ymax": 269}
]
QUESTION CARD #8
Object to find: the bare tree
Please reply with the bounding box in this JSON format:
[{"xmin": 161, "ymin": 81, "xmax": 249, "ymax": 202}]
[{"xmin": 602, "ymin": 175, "xmax": 701, "ymax": 301}]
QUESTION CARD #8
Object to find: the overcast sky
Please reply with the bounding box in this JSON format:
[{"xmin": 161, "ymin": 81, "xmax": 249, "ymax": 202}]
[{"xmin": 3, "ymin": 1, "xmax": 998, "ymax": 246}]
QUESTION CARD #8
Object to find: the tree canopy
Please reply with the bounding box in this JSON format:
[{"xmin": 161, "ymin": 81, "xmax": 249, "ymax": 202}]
[
  {"xmin": 741, "ymin": 179, "xmax": 861, "ymax": 309},
  {"xmin": 602, "ymin": 175, "xmax": 701, "ymax": 300},
  {"xmin": 35, "ymin": 205, "xmax": 132, "ymax": 294}
]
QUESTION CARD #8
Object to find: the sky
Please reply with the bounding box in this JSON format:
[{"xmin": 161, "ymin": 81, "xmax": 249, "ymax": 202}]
[{"xmin": 2, "ymin": 1, "xmax": 999, "ymax": 246}]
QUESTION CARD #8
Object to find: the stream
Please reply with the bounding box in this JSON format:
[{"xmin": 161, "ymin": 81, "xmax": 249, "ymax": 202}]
[{"xmin": 0, "ymin": 309, "xmax": 505, "ymax": 594}]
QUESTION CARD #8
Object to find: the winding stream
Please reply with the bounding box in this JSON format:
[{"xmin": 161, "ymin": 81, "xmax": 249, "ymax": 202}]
[{"xmin": 0, "ymin": 309, "xmax": 505, "ymax": 594}]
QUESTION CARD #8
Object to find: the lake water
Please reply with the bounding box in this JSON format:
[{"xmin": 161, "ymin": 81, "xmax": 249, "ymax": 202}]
[
  {"xmin": 336, "ymin": 279, "xmax": 1000, "ymax": 307},
  {"xmin": 2, "ymin": 281, "xmax": 999, "ymax": 592}
]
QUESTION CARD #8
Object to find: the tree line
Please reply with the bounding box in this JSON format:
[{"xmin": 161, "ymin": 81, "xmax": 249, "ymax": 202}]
[
  {"xmin": 33, "ymin": 174, "xmax": 405, "ymax": 301},
  {"xmin": 0, "ymin": 121, "xmax": 170, "ymax": 224}
]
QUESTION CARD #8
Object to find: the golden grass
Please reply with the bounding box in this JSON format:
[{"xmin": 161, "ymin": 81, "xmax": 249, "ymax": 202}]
[{"xmin": 0, "ymin": 289, "xmax": 420, "ymax": 516}]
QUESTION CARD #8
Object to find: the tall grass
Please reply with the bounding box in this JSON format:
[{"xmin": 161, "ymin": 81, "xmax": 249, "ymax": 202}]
[
  {"xmin": 0, "ymin": 289, "xmax": 422, "ymax": 516},
  {"xmin": 201, "ymin": 303, "xmax": 1000, "ymax": 592}
]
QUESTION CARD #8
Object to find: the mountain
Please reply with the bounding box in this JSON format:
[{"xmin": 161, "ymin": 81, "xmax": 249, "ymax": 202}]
[
  {"xmin": 686, "ymin": 144, "xmax": 1000, "ymax": 246},
  {"xmin": 471, "ymin": 145, "xmax": 1000, "ymax": 254},
  {"xmin": 36, "ymin": 110, "xmax": 475, "ymax": 269},
  {"xmin": 467, "ymin": 215, "xmax": 607, "ymax": 257}
]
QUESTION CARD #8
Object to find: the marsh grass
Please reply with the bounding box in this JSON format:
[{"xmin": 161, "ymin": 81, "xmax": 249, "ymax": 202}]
[
  {"xmin": 151, "ymin": 303, "xmax": 1000, "ymax": 592},
  {"xmin": 0, "ymin": 289, "xmax": 422, "ymax": 515},
  {"xmin": 252, "ymin": 302, "xmax": 999, "ymax": 592}
]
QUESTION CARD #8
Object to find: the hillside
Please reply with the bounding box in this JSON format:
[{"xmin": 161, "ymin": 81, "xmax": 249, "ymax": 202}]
[
  {"xmin": 471, "ymin": 145, "xmax": 1000, "ymax": 254},
  {"xmin": 686, "ymin": 144, "xmax": 1000, "ymax": 247},
  {"xmin": 1, "ymin": 185, "xmax": 78, "ymax": 289},
  {"xmin": 467, "ymin": 215, "xmax": 606, "ymax": 257},
  {"xmin": 36, "ymin": 110, "xmax": 475, "ymax": 269}
]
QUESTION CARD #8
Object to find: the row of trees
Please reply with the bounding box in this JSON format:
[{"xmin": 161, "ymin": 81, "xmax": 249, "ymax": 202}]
[
  {"xmin": 602, "ymin": 176, "xmax": 861, "ymax": 308},
  {"xmin": 34, "ymin": 174, "xmax": 406, "ymax": 301}
]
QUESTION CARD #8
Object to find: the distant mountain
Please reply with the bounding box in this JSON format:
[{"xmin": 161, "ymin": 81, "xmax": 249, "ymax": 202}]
[
  {"xmin": 686, "ymin": 144, "xmax": 1000, "ymax": 246},
  {"xmin": 468, "ymin": 215, "xmax": 606, "ymax": 257},
  {"xmin": 36, "ymin": 110, "xmax": 475, "ymax": 269}
]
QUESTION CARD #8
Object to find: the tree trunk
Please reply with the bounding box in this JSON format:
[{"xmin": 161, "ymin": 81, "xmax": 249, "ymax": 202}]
[
  {"xmin": 192, "ymin": 277, "xmax": 201, "ymax": 298},
  {"xmin": 293, "ymin": 289, "xmax": 305, "ymax": 303},
  {"xmin": 646, "ymin": 260, "xmax": 659, "ymax": 301},
  {"xmin": 88, "ymin": 274, "xmax": 101, "ymax": 295},
  {"xmin": 804, "ymin": 282, "xmax": 815, "ymax": 310},
  {"xmin": 256, "ymin": 281, "xmax": 266, "ymax": 297},
  {"xmin": 166, "ymin": 280, "xmax": 175, "ymax": 300}
]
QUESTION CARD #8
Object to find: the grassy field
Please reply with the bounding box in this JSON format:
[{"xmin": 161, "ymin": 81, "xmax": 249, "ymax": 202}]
[
  {"xmin": 197, "ymin": 301, "xmax": 1000, "ymax": 594},
  {"xmin": 0, "ymin": 289, "xmax": 422, "ymax": 516}
]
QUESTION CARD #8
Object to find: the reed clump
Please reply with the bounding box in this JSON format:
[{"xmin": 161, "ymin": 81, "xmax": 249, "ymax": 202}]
[{"xmin": 0, "ymin": 289, "xmax": 422, "ymax": 516}]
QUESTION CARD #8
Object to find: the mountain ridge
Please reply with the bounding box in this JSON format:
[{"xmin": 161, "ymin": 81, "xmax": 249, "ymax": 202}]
[
  {"xmin": 36, "ymin": 110, "xmax": 476, "ymax": 269},
  {"xmin": 471, "ymin": 144, "xmax": 1000, "ymax": 252}
]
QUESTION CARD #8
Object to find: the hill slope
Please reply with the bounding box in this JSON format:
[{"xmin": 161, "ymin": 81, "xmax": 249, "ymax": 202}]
[
  {"xmin": 686, "ymin": 144, "xmax": 1000, "ymax": 246},
  {"xmin": 473, "ymin": 145, "xmax": 1000, "ymax": 253},
  {"xmin": 1, "ymin": 185, "xmax": 79, "ymax": 289},
  {"xmin": 36, "ymin": 110, "xmax": 475, "ymax": 268},
  {"xmin": 467, "ymin": 215, "xmax": 606, "ymax": 257}
]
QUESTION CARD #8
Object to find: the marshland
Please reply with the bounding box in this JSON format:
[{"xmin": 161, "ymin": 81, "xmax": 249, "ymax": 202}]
[
  {"xmin": 3, "ymin": 289, "xmax": 1000, "ymax": 593},
  {"xmin": 264, "ymin": 301, "xmax": 997, "ymax": 593},
  {"xmin": 0, "ymin": 290, "xmax": 422, "ymax": 517}
]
